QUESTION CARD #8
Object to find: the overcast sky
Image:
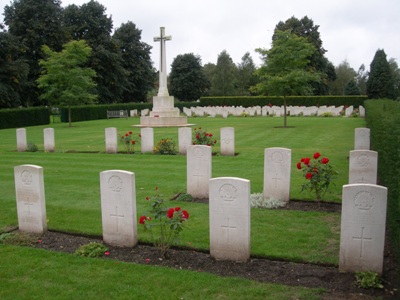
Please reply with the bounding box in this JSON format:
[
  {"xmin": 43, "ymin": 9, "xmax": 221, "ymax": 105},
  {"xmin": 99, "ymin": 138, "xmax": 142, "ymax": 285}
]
[{"xmin": 1, "ymin": 0, "xmax": 399, "ymax": 73}]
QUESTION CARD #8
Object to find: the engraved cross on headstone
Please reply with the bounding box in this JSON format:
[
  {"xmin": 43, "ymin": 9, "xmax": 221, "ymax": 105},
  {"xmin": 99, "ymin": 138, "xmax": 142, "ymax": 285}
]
[
  {"xmin": 353, "ymin": 226, "xmax": 372, "ymax": 258},
  {"xmin": 154, "ymin": 27, "xmax": 172, "ymax": 97},
  {"xmin": 221, "ymin": 218, "xmax": 237, "ymax": 243},
  {"xmin": 110, "ymin": 206, "xmax": 124, "ymax": 233},
  {"xmin": 24, "ymin": 196, "xmax": 34, "ymax": 215}
]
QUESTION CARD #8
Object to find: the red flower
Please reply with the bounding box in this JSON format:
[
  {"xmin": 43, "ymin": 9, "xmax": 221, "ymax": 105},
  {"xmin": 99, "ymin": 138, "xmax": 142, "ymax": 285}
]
[
  {"xmin": 145, "ymin": 196, "xmax": 150, "ymax": 201},
  {"xmin": 125, "ymin": 133, "xmax": 129, "ymax": 136},
  {"xmin": 313, "ymin": 152, "xmax": 321, "ymax": 159},
  {"xmin": 174, "ymin": 207, "xmax": 181, "ymax": 211},
  {"xmin": 214, "ymin": 140, "xmax": 217, "ymax": 144},
  {"xmin": 131, "ymin": 140, "xmax": 135, "ymax": 145},
  {"xmin": 139, "ymin": 215, "xmax": 146, "ymax": 224},
  {"xmin": 167, "ymin": 208, "xmax": 175, "ymax": 218},
  {"xmin": 207, "ymin": 144, "xmax": 210, "ymax": 146},
  {"xmin": 296, "ymin": 162, "xmax": 302, "ymax": 170},
  {"xmin": 305, "ymin": 172, "xmax": 313, "ymax": 180},
  {"xmin": 300, "ymin": 158, "xmax": 305, "ymax": 162},
  {"xmin": 155, "ymin": 186, "xmax": 158, "ymax": 191},
  {"xmin": 104, "ymin": 251, "xmax": 110, "ymax": 256},
  {"xmin": 321, "ymin": 157, "xmax": 329, "ymax": 164},
  {"xmin": 209, "ymin": 133, "xmax": 213, "ymax": 137},
  {"xmin": 129, "ymin": 131, "xmax": 132, "ymax": 135},
  {"xmin": 303, "ymin": 157, "xmax": 311, "ymax": 165},
  {"xmin": 196, "ymin": 134, "xmax": 200, "ymax": 139},
  {"xmin": 182, "ymin": 210, "xmax": 189, "ymax": 220}
]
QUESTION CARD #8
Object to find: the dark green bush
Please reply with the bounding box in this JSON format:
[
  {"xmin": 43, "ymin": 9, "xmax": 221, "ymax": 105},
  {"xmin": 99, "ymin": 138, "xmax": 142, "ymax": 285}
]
[{"xmin": 0, "ymin": 107, "xmax": 50, "ymax": 129}]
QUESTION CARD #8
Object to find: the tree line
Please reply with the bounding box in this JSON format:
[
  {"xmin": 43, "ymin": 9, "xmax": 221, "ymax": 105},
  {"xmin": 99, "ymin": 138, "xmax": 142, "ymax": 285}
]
[{"xmin": 1, "ymin": 0, "xmax": 399, "ymax": 110}]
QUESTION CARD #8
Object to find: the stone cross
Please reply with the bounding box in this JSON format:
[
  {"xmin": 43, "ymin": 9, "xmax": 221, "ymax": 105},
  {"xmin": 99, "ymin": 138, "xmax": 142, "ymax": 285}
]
[{"xmin": 154, "ymin": 27, "xmax": 172, "ymax": 97}]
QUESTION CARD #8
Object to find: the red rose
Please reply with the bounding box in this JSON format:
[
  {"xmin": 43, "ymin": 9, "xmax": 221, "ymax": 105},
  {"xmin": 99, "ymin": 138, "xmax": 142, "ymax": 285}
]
[
  {"xmin": 303, "ymin": 157, "xmax": 311, "ymax": 165},
  {"xmin": 300, "ymin": 158, "xmax": 305, "ymax": 162},
  {"xmin": 305, "ymin": 172, "xmax": 313, "ymax": 180},
  {"xmin": 214, "ymin": 140, "xmax": 217, "ymax": 144},
  {"xmin": 313, "ymin": 152, "xmax": 321, "ymax": 159},
  {"xmin": 125, "ymin": 133, "xmax": 129, "ymax": 136},
  {"xmin": 321, "ymin": 157, "xmax": 329, "ymax": 164},
  {"xmin": 207, "ymin": 144, "xmax": 210, "ymax": 146},
  {"xmin": 131, "ymin": 140, "xmax": 135, "ymax": 145},
  {"xmin": 196, "ymin": 134, "xmax": 200, "ymax": 139},
  {"xmin": 296, "ymin": 162, "xmax": 302, "ymax": 170},
  {"xmin": 167, "ymin": 208, "xmax": 174, "ymax": 218},
  {"xmin": 182, "ymin": 210, "xmax": 189, "ymax": 220},
  {"xmin": 174, "ymin": 207, "xmax": 181, "ymax": 211},
  {"xmin": 209, "ymin": 133, "xmax": 213, "ymax": 137},
  {"xmin": 139, "ymin": 215, "xmax": 146, "ymax": 224},
  {"xmin": 129, "ymin": 131, "xmax": 132, "ymax": 135},
  {"xmin": 145, "ymin": 196, "xmax": 149, "ymax": 201}
]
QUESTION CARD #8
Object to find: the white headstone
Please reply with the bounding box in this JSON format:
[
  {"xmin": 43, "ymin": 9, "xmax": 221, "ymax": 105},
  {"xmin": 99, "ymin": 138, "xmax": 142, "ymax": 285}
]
[
  {"xmin": 178, "ymin": 127, "xmax": 192, "ymax": 155},
  {"xmin": 220, "ymin": 127, "xmax": 235, "ymax": 156},
  {"xmin": 354, "ymin": 128, "xmax": 370, "ymax": 150},
  {"xmin": 105, "ymin": 127, "xmax": 117, "ymax": 154},
  {"xmin": 100, "ymin": 170, "xmax": 137, "ymax": 247},
  {"xmin": 187, "ymin": 145, "xmax": 211, "ymax": 199},
  {"xmin": 359, "ymin": 106, "xmax": 365, "ymax": 117},
  {"xmin": 339, "ymin": 184, "xmax": 387, "ymax": 274},
  {"xmin": 16, "ymin": 128, "xmax": 27, "ymax": 152},
  {"xmin": 43, "ymin": 128, "xmax": 55, "ymax": 152},
  {"xmin": 345, "ymin": 106, "xmax": 354, "ymax": 117},
  {"xmin": 263, "ymin": 148, "xmax": 291, "ymax": 203},
  {"xmin": 141, "ymin": 127, "xmax": 154, "ymax": 153},
  {"xmin": 14, "ymin": 164, "xmax": 47, "ymax": 234},
  {"xmin": 209, "ymin": 177, "xmax": 250, "ymax": 262},
  {"xmin": 349, "ymin": 150, "xmax": 378, "ymax": 184}
]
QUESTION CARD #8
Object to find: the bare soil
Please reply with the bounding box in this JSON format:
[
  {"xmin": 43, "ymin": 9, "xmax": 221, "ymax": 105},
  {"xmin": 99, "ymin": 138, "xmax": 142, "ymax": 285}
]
[{"xmin": 33, "ymin": 200, "xmax": 398, "ymax": 300}]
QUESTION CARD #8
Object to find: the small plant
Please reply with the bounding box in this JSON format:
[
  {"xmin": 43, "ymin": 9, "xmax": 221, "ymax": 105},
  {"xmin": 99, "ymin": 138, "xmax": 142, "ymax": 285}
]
[
  {"xmin": 0, "ymin": 231, "xmax": 38, "ymax": 246},
  {"xmin": 154, "ymin": 138, "xmax": 177, "ymax": 155},
  {"xmin": 355, "ymin": 271, "xmax": 384, "ymax": 289},
  {"xmin": 297, "ymin": 152, "xmax": 337, "ymax": 205},
  {"xmin": 250, "ymin": 193, "xmax": 286, "ymax": 209},
  {"xmin": 192, "ymin": 127, "xmax": 217, "ymax": 146},
  {"xmin": 27, "ymin": 142, "xmax": 38, "ymax": 152},
  {"xmin": 120, "ymin": 131, "xmax": 140, "ymax": 154},
  {"xmin": 176, "ymin": 193, "xmax": 193, "ymax": 202},
  {"xmin": 320, "ymin": 112, "xmax": 333, "ymax": 117},
  {"xmin": 74, "ymin": 242, "xmax": 108, "ymax": 258},
  {"xmin": 139, "ymin": 187, "xmax": 190, "ymax": 257}
]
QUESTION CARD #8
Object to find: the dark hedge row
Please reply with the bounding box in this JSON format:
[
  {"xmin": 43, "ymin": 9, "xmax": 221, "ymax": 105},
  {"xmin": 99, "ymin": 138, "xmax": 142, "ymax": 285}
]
[
  {"xmin": 365, "ymin": 99, "xmax": 400, "ymax": 273},
  {"xmin": 0, "ymin": 107, "xmax": 50, "ymax": 129},
  {"xmin": 200, "ymin": 96, "xmax": 367, "ymax": 108}
]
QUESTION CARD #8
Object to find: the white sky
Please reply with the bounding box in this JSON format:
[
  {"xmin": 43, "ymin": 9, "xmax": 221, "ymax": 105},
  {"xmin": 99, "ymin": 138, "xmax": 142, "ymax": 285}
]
[{"xmin": 1, "ymin": 0, "xmax": 399, "ymax": 73}]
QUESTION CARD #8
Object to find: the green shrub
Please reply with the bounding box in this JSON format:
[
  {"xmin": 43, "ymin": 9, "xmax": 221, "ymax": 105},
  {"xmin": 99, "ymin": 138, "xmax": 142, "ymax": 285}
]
[
  {"xmin": 153, "ymin": 138, "xmax": 177, "ymax": 155},
  {"xmin": 0, "ymin": 107, "xmax": 50, "ymax": 129},
  {"xmin": 26, "ymin": 142, "xmax": 38, "ymax": 152},
  {"xmin": 250, "ymin": 193, "xmax": 286, "ymax": 209},
  {"xmin": 74, "ymin": 242, "xmax": 108, "ymax": 258},
  {"xmin": 355, "ymin": 271, "xmax": 383, "ymax": 289},
  {"xmin": 176, "ymin": 193, "xmax": 193, "ymax": 202}
]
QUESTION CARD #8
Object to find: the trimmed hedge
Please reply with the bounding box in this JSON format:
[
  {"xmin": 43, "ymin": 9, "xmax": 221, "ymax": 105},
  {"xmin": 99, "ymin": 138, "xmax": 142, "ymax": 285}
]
[
  {"xmin": 365, "ymin": 99, "xmax": 400, "ymax": 274},
  {"xmin": 0, "ymin": 107, "xmax": 50, "ymax": 129},
  {"xmin": 200, "ymin": 96, "xmax": 367, "ymax": 108},
  {"xmin": 60, "ymin": 102, "xmax": 200, "ymax": 123}
]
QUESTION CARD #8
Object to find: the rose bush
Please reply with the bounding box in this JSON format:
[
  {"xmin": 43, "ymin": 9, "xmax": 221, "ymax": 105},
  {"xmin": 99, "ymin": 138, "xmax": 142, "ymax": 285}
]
[
  {"xmin": 297, "ymin": 152, "xmax": 337, "ymax": 205},
  {"xmin": 139, "ymin": 187, "xmax": 189, "ymax": 257},
  {"xmin": 192, "ymin": 127, "xmax": 217, "ymax": 146},
  {"xmin": 120, "ymin": 131, "xmax": 140, "ymax": 154}
]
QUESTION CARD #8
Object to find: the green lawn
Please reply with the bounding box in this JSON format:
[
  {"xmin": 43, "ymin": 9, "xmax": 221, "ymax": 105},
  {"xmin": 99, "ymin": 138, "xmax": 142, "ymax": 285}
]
[{"xmin": 0, "ymin": 116, "xmax": 366, "ymax": 299}]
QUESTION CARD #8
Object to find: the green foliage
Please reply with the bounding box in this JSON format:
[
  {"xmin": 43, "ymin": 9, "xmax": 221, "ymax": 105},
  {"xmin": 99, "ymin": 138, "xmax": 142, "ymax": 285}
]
[
  {"xmin": 37, "ymin": 40, "xmax": 97, "ymax": 127},
  {"xmin": 119, "ymin": 131, "xmax": 140, "ymax": 154},
  {"xmin": 209, "ymin": 50, "xmax": 238, "ymax": 96},
  {"xmin": 344, "ymin": 79, "xmax": 361, "ymax": 95},
  {"xmin": 237, "ymin": 52, "xmax": 259, "ymax": 96},
  {"xmin": 330, "ymin": 60, "xmax": 357, "ymax": 95},
  {"xmin": 176, "ymin": 193, "xmax": 194, "ymax": 202},
  {"xmin": 74, "ymin": 242, "xmax": 108, "ymax": 258},
  {"xmin": 355, "ymin": 271, "xmax": 384, "ymax": 289},
  {"xmin": 140, "ymin": 187, "xmax": 189, "ymax": 257},
  {"xmin": 250, "ymin": 193, "xmax": 286, "ymax": 209},
  {"xmin": 297, "ymin": 153, "xmax": 337, "ymax": 204},
  {"xmin": 153, "ymin": 138, "xmax": 177, "ymax": 155},
  {"xmin": 170, "ymin": 53, "xmax": 210, "ymax": 101},
  {"xmin": 0, "ymin": 107, "xmax": 50, "ymax": 129},
  {"xmin": 367, "ymin": 49, "xmax": 396, "ymax": 99},
  {"xmin": 0, "ymin": 231, "xmax": 38, "ymax": 246},
  {"xmin": 192, "ymin": 127, "xmax": 217, "ymax": 146},
  {"xmin": 26, "ymin": 142, "xmax": 38, "ymax": 152}
]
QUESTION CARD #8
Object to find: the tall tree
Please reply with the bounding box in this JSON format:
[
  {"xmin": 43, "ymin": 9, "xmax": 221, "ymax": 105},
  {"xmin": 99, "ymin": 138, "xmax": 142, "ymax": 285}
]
[
  {"xmin": 202, "ymin": 63, "xmax": 216, "ymax": 96},
  {"xmin": 252, "ymin": 30, "xmax": 320, "ymax": 127},
  {"xmin": 112, "ymin": 22, "xmax": 155, "ymax": 102},
  {"xmin": 388, "ymin": 58, "xmax": 400, "ymax": 100},
  {"xmin": 329, "ymin": 60, "xmax": 357, "ymax": 95},
  {"xmin": 3, "ymin": 0, "xmax": 66, "ymax": 106},
  {"xmin": 0, "ymin": 32, "xmax": 29, "ymax": 108},
  {"xmin": 236, "ymin": 52, "xmax": 258, "ymax": 96},
  {"xmin": 356, "ymin": 64, "xmax": 368, "ymax": 95},
  {"xmin": 367, "ymin": 49, "xmax": 395, "ymax": 99},
  {"xmin": 344, "ymin": 79, "xmax": 360, "ymax": 95},
  {"xmin": 37, "ymin": 40, "xmax": 97, "ymax": 127},
  {"xmin": 274, "ymin": 16, "xmax": 336, "ymax": 95},
  {"xmin": 210, "ymin": 50, "xmax": 237, "ymax": 96},
  {"xmin": 169, "ymin": 53, "xmax": 209, "ymax": 101},
  {"xmin": 63, "ymin": 0, "xmax": 128, "ymax": 103}
]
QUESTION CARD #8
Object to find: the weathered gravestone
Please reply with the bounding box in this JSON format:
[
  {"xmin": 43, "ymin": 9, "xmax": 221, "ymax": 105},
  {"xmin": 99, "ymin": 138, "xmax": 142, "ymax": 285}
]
[
  {"xmin": 105, "ymin": 127, "xmax": 117, "ymax": 154},
  {"xmin": 209, "ymin": 177, "xmax": 250, "ymax": 262},
  {"xmin": 263, "ymin": 148, "xmax": 291, "ymax": 203},
  {"xmin": 14, "ymin": 164, "xmax": 47, "ymax": 234},
  {"xmin": 339, "ymin": 184, "xmax": 387, "ymax": 274},
  {"xmin": 16, "ymin": 128, "xmax": 27, "ymax": 152},
  {"xmin": 141, "ymin": 127, "xmax": 154, "ymax": 153},
  {"xmin": 349, "ymin": 150, "xmax": 378, "ymax": 184},
  {"xmin": 43, "ymin": 128, "xmax": 55, "ymax": 152},
  {"xmin": 100, "ymin": 170, "xmax": 138, "ymax": 247},
  {"xmin": 220, "ymin": 127, "xmax": 235, "ymax": 156},
  {"xmin": 354, "ymin": 128, "xmax": 370, "ymax": 150},
  {"xmin": 359, "ymin": 106, "xmax": 366, "ymax": 117},
  {"xmin": 187, "ymin": 145, "xmax": 211, "ymax": 199},
  {"xmin": 178, "ymin": 127, "xmax": 192, "ymax": 155}
]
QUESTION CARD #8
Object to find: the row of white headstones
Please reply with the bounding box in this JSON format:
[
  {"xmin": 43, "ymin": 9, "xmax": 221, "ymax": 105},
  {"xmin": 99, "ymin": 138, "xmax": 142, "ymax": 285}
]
[{"xmin": 13, "ymin": 127, "xmax": 387, "ymax": 274}]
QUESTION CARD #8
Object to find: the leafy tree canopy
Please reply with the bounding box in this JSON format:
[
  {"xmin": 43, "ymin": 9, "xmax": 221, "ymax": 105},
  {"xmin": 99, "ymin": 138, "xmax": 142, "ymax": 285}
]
[
  {"xmin": 367, "ymin": 49, "xmax": 395, "ymax": 99},
  {"xmin": 209, "ymin": 50, "xmax": 237, "ymax": 96}
]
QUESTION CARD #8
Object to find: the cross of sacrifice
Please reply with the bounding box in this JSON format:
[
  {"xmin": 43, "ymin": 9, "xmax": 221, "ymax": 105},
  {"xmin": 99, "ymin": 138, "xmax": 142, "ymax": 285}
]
[
  {"xmin": 154, "ymin": 27, "xmax": 172, "ymax": 96},
  {"xmin": 221, "ymin": 218, "xmax": 237, "ymax": 243},
  {"xmin": 352, "ymin": 226, "xmax": 372, "ymax": 258},
  {"xmin": 110, "ymin": 206, "xmax": 124, "ymax": 233}
]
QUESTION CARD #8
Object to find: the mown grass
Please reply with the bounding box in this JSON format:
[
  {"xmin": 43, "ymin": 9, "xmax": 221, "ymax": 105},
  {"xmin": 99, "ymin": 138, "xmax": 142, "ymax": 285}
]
[{"xmin": 0, "ymin": 116, "xmax": 365, "ymax": 299}]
